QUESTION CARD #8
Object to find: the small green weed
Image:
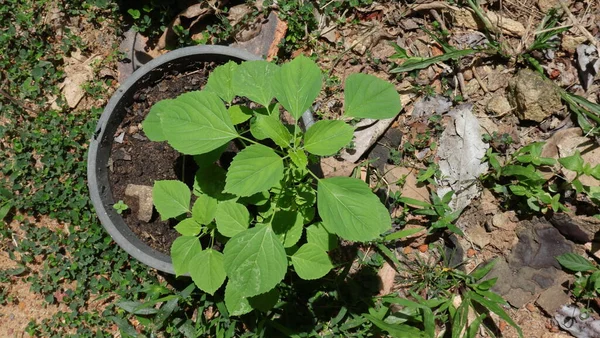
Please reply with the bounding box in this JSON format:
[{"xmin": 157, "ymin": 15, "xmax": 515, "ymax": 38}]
[
  {"xmin": 113, "ymin": 200, "xmax": 129, "ymax": 214},
  {"xmin": 556, "ymin": 253, "xmax": 600, "ymax": 312}
]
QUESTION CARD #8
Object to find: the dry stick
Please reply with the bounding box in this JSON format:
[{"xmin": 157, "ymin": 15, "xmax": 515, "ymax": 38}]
[
  {"xmin": 429, "ymin": 9, "xmax": 447, "ymax": 32},
  {"xmin": 457, "ymin": 72, "xmax": 469, "ymax": 100},
  {"xmin": 471, "ymin": 65, "xmax": 488, "ymax": 94},
  {"xmin": 559, "ymin": 0, "xmax": 600, "ymax": 50}
]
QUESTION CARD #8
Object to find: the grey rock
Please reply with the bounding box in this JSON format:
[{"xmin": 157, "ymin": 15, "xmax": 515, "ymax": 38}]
[
  {"xmin": 124, "ymin": 184, "xmax": 154, "ymax": 222},
  {"xmin": 508, "ymin": 69, "xmax": 562, "ymax": 122},
  {"xmin": 412, "ymin": 95, "xmax": 452, "ymax": 118},
  {"xmin": 576, "ymin": 44, "xmax": 600, "ymax": 91},
  {"xmin": 536, "ymin": 283, "xmax": 571, "ymax": 315}
]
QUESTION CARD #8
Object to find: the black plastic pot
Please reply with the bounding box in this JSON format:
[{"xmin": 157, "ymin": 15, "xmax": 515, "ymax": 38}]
[{"xmin": 87, "ymin": 46, "xmax": 262, "ymax": 274}]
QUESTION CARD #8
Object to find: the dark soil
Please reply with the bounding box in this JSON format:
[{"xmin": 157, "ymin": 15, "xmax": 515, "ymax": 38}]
[{"xmin": 109, "ymin": 64, "xmax": 217, "ymax": 255}]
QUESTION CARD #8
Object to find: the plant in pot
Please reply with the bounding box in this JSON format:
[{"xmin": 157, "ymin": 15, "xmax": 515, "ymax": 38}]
[{"xmin": 143, "ymin": 55, "xmax": 402, "ymax": 315}]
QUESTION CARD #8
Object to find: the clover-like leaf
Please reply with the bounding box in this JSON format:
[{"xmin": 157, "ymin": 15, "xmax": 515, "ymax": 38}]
[
  {"xmin": 344, "ymin": 73, "xmax": 401, "ymax": 119},
  {"xmin": 291, "ymin": 243, "xmax": 333, "ymax": 280},
  {"xmin": 159, "ymin": 91, "xmax": 238, "ymax": 155},
  {"xmin": 204, "ymin": 61, "xmax": 238, "ymax": 103},
  {"xmin": 274, "ymin": 56, "xmax": 322, "ymax": 120},
  {"xmin": 171, "ymin": 236, "xmax": 202, "ymax": 276},
  {"xmin": 303, "ymin": 120, "xmax": 354, "ymax": 156},
  {"xmin": 224, "ymin": 144, "xmax": 284, "ymax": 197},
  {"xmin": 215, "ymin": 200, "xmax": 250, "ymax": 238},
  {"xmin": 153, "ymin": 180, "xmax": 190, "ymax": 220},
  {"xmin": 189, "ymin": 249, "xmax": 226, "ymax": 295},
  {"xmin": 317, "ymin": 177, "xmax": 391, "ymax": 241},
  {"xmin": 223, "ymin": 225, "xmax": 287, "ymax": 297},
  {"xmin": 233, "ymin": 60, "xmax": 279, "ymax": 107}
]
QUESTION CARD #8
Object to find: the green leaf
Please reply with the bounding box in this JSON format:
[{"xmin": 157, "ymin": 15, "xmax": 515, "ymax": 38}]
[
  {"xmin": 116, "ymin": 301, "xmax": 159, "ymax": 315},
  {"xmin": 318, "ymin": 177, "xmax": 391, "ymax": 241},
  {"xmin": 303, "ymin": 120, "xmax": 354, "ymax": 156},
  {"xmin": 233, "ymin": 60, "xmax": 279, "ymax": 107},
  {"xmin": 291, "ymin": 243, "xmax": 333, "ymax": 280},
  {"xmin": 556, "ymin": 253, "xmax": 596, "ymax": 272},
  {"xmin": 306, "ymin": 222, "xmax": 338, "ymax": 251},
  {"xmin": 175, "ymin": 218, "xmax": 202, "ymax": 236},
  {"xmin": 559, "ymin": 152, "xmax": 585, "ymax": 173},
  {"xmin": 469, "ymin": 292, "xmax": 523, "ymax": 338},
  {"xmin": 192, "ymin": 194, "xmax": 217, "ymax": 225},
  {"xmin": 224, "ymin": 280, "xmax": 252, "ymax": 316},
  {"xmin": 590, "ymin": 165, "xmax": 600, "ymax": 180},
  {"xmin": 238, "ymin": 191, "xmax": 270, "ymax": 206},
  {"xmin": 223, "ymin": 226, "xmax": 287, "ymax": 297},
  {"xmin": 248, "ymin": 288, "xmax": 280, "ymax": 312},
  {"xmin": 254, "ymin": 114, "xmax": 292, "ymax": 148},
  {"xmin": 224, "ymin": 144, "xmax": 284, "ymax": 197},
  {"xmin": 390, "ymin": 49, "xmax": 476, "ymax": 73},
  {"xmin": 289, "ymin": 149, "xmax": 308, "ymax": 168},
  {"xmin": 470, "ymin": 259, "xmax": 497, "ymax": 280},
  {"xmin": 228, "ymin": 105, "xmax": 254, "ymax": 125},
  {"xmin": 193, "ymin": 143, "xmax": 228, "ymax": 167},
  {"xmin": 189, "ymin": 249, "xmax": 226, "ymax": 295},
  {"xmin": 153, "ymin": 180, "xmax": 191, "ymax": 220},
  {"xmin": 273, "ymin": 55, "xmax": 322, "ymax": 120},
  {"xmin": 171, "ymin": 236, "xmax": 202, "ymax": 276},
  {"xmin": 344, "ymin": 73, "xmax": 402, "ymax": 119},
  {"xmin": 204, "ymin": 61, "xmax": 238, "ymax": 103},
  {"xmin": 142, "ymin": 100, "xmax": 168, "ymax": 141},
  {"xmin": 215, "ymin": 200, "xmax": 250, "ymax": 238},
  {"xmin": 272, "ymin": 210, "xmax": 304, "ymax": 248},
  {"xmin": 193, "ymin": 164, "xmax": 233, "ymax": 200},
  {"xmin": 159, "ymin": 91, "xmax": 238, "ymax": 155},
  {"xmin": 363, "ymin": 314, "xmax": 426, "ymax": 337}
]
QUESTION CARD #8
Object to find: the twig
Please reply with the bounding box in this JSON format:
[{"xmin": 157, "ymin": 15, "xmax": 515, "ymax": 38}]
[
  {"xmin": 429, "ymin": 9, "xmax": 447, "ymax": 32},
  {"xmin": 559, "ymin": 0, "xmax": 600, "ymax": 51},
  {"xmin": 456, "ymin": 72, "xmax": 469, "ymax": 100},
  {"xmin": 471, "ymin": 65, "xmax": 488, "ymax": 93}
]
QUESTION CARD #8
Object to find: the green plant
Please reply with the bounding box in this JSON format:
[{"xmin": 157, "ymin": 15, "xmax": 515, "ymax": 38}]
[
  {"xmin": 396, "ymin": 191, "xmax": 463, "ymax": 235},
  {"xmin": 371, "ymin": 252, "xmax": 522, "ymax": 338},
  {"xmin": 143, "ymin": 56, "xmax": 401, "ymax": 315},
  {"xmin": 113, "ymin": 200, "xmax": 129, "ymax": 214},
  {"xmin": 557, "ymin": 253, "xmax": 600, "ymax": 303}
]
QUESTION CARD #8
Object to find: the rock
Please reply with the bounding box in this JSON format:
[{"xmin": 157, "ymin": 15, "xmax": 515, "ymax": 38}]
[
  {"xmin": 485, "ymin": 66, "xmax": 509, "ymax": 92},
  {"xmin": 453, "ymin": 9, "xmax": 479, "ymax": 30},
  {"xmin": 562, "ymin": 35, "xmax": 587, "ymax": 54},
  {"xmin": 549, "ymin": 213, "xmax": 598, "ymax": 243},
  {"xmin": 486, "ymin": 218, "xmax": 573, "ymax": 308},
  {"xmin": 377, "ymin": 262, "xmax": 397, "ymax": 296},
  {"xmin": 231, "ymin": 11, "xmax": 287, "ymax": 60},
  {"xmin": 411, "ymin": 95, "xmax": 452, "ymax": 118},
  {"xmin": 485, "ymin": 12, "xmax": 525, "ymax": 37},
  {"xmin": 536, "ymin": 283, "xmax": 571, "ymax": 315},
  {"xmin": 469, "ymin": 225, "xmax": 490, "ymax": 248},
  {"xmin": 492, "ymin": 213, "xmax": 516, "ymax": 231},
  {"xmin": 383, "ymin": 165, "xmax": 430, "ymax": 204},
  {"xmin": 124, "ymin": 184, "xmax": 154, "ymax": 222},
  {"xmin": 486, "ymin": 95, "xmax": 512, "ymax": 115},
  {"xmin": 508, "ymin": 69, "xmax": 562, "ymax": 122}
]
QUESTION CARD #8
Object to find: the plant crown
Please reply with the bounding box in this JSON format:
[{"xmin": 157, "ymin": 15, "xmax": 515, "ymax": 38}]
[{"xmin": 143, "ymin": 56, "xmax": 401, "ymax": 315}]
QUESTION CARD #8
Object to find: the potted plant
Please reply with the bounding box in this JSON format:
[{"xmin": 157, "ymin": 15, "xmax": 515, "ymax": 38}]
[
  {"xmin": 88, "ymin": 45, "xmax": 267, "ymax": 274},
  {"xmin": 143, "ymin": 55, "xmax": 403, "ymax": 315}
]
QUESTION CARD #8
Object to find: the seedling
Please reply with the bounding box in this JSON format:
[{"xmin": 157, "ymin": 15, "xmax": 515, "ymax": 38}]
[
  {"xmin": 143, "ymin": 56, "xmax": 402, "ymax": 315},
  {"xmin": 557, "ymin": 253, "xmax": 600, "ymax": 312},
  {"xmin": 396, "ymin": 191, "xmax": 464, "ymax": 236},
  {"xmin": 113, "ymin": 200, "xmax": 129, "ymax": 214}
]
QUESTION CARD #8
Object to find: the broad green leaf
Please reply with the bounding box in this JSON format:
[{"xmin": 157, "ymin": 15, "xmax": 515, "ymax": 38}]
[
  {"xmin": 344, "ymin": 73, "xmax": 401, "ymax": 119},
  {"xmin": 250, "ymin": 116, "xmax": 269, "ymax": 140},
  {"xmin": 273, "ymin": 56, "xmax": 322, "ymax": 120},
  {"xmin": 171, "ymin": 236, "xmax": 202, "ymax": 276},
  {"xmin": 248, "ymin": 288, "xmax": 280, "ymax": 312},
  {"xmin": 317, "ymin": 177, "xmax": 391, "ymax": 241},
  {"xmin": 238, "ymin": 191, "xmax": 270, "ymax": 206},
  {"xmin": 224, "ymin": 280, "xmax": 252, "ymax": 316},
  {"xmin": 193, "ymin": 164, "xmax": 233, "ymax": 200},
  {"xmin": 306, "ymin": 222, "xmax": 338, "ymax": 251},
  {"xmin": 192, "ymin": 194, "xmax": 218, "ymax": 225},
  {"xmin": 591, "ymin": 165, "xmax": 600, "ymax": 180},
  {"xmin": 303, "ymin": 120, "xmax": 354, "ymax": 156},
  {"xmin": 204, "ymin": 61, "xmax": 238, "ymax": 103},
  {"xmin": 189, "ymin": 249, "xmax": 226, "ymax": 295},
  {"xmin": 470, "ymin": 259, "xmax": 497, "ymax": 280},
  {"xmin": 224, "ymin": 144, "xmax": 284, "ymax": 197},
  {"xmin": 556, "ymin": 253, "xmax": 596, "ymax": 272},
  {"xmin": 291, "ymin": 243, "xmax": 333, "ymax": 280},
  {"xmin": 272, "ymin": 210, "xmax": 303, "ymax": 248},
  {"xmin": 559, "ymin": 152, "xmax": 585, "ymax": 173},
  {"xmin": 223, "ymin": 225, "xmax": 287, "ymax": 297},
  {"xmin": 363, "ymin": 314, "xmax": 426, "ymax": 337},
  {"xmin": 469, "ymin": 292, "xmax": 523, "ymax": 338},
  {"xmin": 142, "ymin": 100, "xmax": 168, "ymax": 141},
  {"xmin": 289, "ymin": 149, "xmax": 308, "ymax": 168},
  {"xmin": 228, "ymin": 105, "xmax": 254, "ymax": 125},
  {"xmin": 215, "ymin": 200, "xmax": 250, "ymax": 238},
  {"xmin": 153, "ymin": 180, "xmax": 191, "ymax": 220},
  {"xmin": 233, "ymin": 60, "xmax": 279, "ymax": 107},
  {"xmin": 159, "ymin": 91, "xmax": 238, "ymax": 155},
  {"xmin": 175, "ymin": 218, "xmax": 202, "ymax": 236},
  {"xmin": 254, "ymin": 114, "xmax": 292, "ymax": 148}
]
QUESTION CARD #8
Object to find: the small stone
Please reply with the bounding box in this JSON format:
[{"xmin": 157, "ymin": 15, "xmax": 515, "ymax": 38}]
[
  {"xmin": 562, "ymin": 35, "xmax": 587, "ymax": 54},
  {"xmin": 486, "ymin": 95, "xmax": 512, "ymax": 115},
  {"xmin": 469, "ymin": 226, "xmax": 490, "ymax": 248},
  {"xmin": 403, "ymin": 246, "xmax": 412, "ymax": 254},
  {"xmin": 418, "ymin": 244, "xmax": 428, "ymax": 253},
  {"xmin": 463, "ymin": 69, "xmax": 473, "ymax": 81},
  {"xmin": 526, "ymin": 303, "xmax": 536, "ymax": 312},
  {"xmin": 467, "ymin": 248, "xmax": 477, "ymax": 257},
  {"xmin": 124, "ymin": 184, "xmax": 154, "ymax": 222},
  {"xmin": 128, "ymin": 125, "xmax": 139, "ymax": 134},
  {"xmin": 537, "ymin": 283, "xmax": 571, "ymax": 315},
  {"xmin": 538, "ymin": 0, "xmax": 561, "ymax": 13},
  {"xmin": 508, "ymin": 69, "xmax": 563, "ymax": 122},
  {"xmin": 492, "ymin": 213, "xmax": 509, "ymax": 229}
]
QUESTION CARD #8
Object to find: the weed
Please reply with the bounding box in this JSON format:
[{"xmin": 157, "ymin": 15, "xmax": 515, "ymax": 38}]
[
  {"xmin": 396, "ymin": 191, "xmax": 464, "ymax": 235},
  {"xmin": 557, "ymin": 253, "xmax": 600, "ymax": 313},
  {"xmin": 113, "ymin": 200, "xmax": 129, "ymax": 214}
]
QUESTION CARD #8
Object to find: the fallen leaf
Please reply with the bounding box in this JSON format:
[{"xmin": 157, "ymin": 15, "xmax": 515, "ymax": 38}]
[
  {"xmin": 383, "ymin": 164, "xmax": 430, "ymax": 204},
  {"xmin": 61, "ymin": 50, "xmax": 101, "ymax": 108},
  {"xmin": 319, "ymin": 157, "xmax": 358, "ymax": 178},
  {"xmin": 377, "ymin": 262, "xmax": 396, "ymax": 296}
]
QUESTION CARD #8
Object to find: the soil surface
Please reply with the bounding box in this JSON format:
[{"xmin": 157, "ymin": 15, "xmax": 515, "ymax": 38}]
[{"xmin": 109, "ymin": 64, "xmax": 217, "ymax": 254}]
